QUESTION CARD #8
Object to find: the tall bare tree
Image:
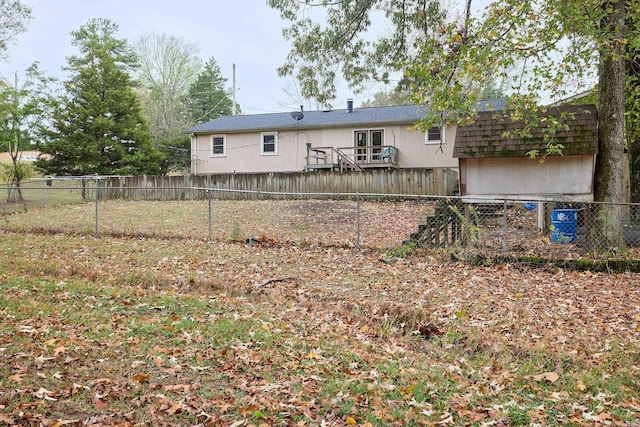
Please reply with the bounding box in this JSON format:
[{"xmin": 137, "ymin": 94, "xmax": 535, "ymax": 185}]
[{"xmin": 134, "ymin": 33, "xmax": 201, "ymax": 142}]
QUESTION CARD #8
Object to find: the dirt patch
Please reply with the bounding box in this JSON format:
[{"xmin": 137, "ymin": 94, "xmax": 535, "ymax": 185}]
[{"xmin": 0, "ymin": 150, "xmax": 40, "ymax": 164}]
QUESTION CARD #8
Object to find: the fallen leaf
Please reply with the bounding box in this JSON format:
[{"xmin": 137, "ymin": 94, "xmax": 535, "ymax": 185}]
[
  {"xmin": 583, "ymin": 411, "xmax": 613, "ymax": 421},
  {"xmin": 532, "ymin": 371, "xmax": 559, "ymax": 383},
  {"xmin": 306, "ymin": 351, "xmax": 321, "ymax": 360},
  {"xmin": 166, "ymin": 401, "xmax": 183, "ymax": 415},
  {"xmin": 93, "ymin": 398, "xmax": 109, "ymax": 409},
  {"xmin": 33, "ymin": 388, "xmax": 57, "ymax": 401},
  {"xmin": 35, "ymin": 355, "xmax": 55, "ymax": 365},
  {"xmin": 346, "ymin": 416, "xmax": 357, "ymax": 425},
  {"xmin": 596, "ymin": 412, "xmax": 612, "ymax": 421},
  {"xmin": 131, "ymin": 373, "xmax": 150, "ymax": 383},
  {"xmin": 218, "ymin": 402, "xmax": 234, "ymax": 413},
  {"xmin": 8, "ymin": 373, "xmax": 24, "ymax": 383}
]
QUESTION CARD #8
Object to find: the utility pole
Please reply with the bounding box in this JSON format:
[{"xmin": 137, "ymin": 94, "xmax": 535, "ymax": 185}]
[
  {"xmin": 232, "ymin": 63, "xmax": 237, "ymax": 116},
  {"xmin": 9, "ymin": 71, "xmax": 25, "ymax": 203},
  {"xmin": 12, "ymin": 72, "xmax": 19, "ymax": 157}
]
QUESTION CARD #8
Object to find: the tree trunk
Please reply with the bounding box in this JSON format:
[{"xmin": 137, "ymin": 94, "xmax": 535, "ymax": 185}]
[{"xmin": 589, "ymin": 0, "xmax": 629, "ymax": 251}]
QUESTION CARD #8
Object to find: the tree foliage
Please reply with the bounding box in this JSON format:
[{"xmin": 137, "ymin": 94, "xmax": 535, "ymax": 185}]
[
  {"xmin": 628, "ymin": 43, "xmax": 640, "ymax": 202},
  {"xmin": 0, "ymin": 63, "xmax": 56, "ymax": 201},
  {"xmin": 133, "ymin": 33, "xmax": 203, "ymax": 173},
  {"xmin": 38, "ymin": 18, "xmax": 164, "ymax": 177},
  {"xmin": 186, "ymin": 57, "xmax": 234, "ymax": 124},
  {"xmin": 269, "ymin": 0, "xmax": 638, "ymax": 249},
  {"xmin": 360, "ymin": 76, "xmax": 505, "ymax": 107},
  {"xmin": 360, "ymin": 88, "xmax": 412, "ymax": 107},
  {"xmin": 268, "ymin": 0, "xmax": 601, "ymax": 123},
  {"xmin": 0, "ymin": 0, "xmax": 31, "ymax": 59}
]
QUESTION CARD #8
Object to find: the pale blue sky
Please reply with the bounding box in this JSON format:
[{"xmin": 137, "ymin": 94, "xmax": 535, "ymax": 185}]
[{"xmin": 0, "ymin": 0, "xmax": 367, "ymax": 115}]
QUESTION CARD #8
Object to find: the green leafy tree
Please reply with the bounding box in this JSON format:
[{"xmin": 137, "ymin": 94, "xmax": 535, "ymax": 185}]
[
  {"xmin": 360, "ymin": 88, "xmax": 412, "ymax": 107},
  {"xmin": 186, "ymin": 57, "xmax": 234, "ymax": 123},
  {"xmin": 268, "ymin": 0, "xmax": 636, "ymax": 250},
  {"xmin": 38, "ymin": 18, "xmax": 164, "ymax": 177},
  {"xmin": 176, "ymin": 57, "xmax": 236, "ymax": 173},
  {"xmin": 361, "ymin": 75, "xmax": 506, "ymax": 107},
  {"xmin": 0, "ymin": 0, "xmax": 31, "ymax": 59},
  {"xmin": 628, "ymin": 44, "xmax": 640, "ymax": 203},
  {"xmin": 480, "ymin": 77, "xmax": 508, "ymax": 101},
  {"xmin": 0, "ymin": 63, "xmax": 56, "ymax": 202}
]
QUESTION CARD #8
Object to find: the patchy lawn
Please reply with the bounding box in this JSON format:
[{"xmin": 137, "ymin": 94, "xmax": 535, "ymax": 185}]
[{"xmin": 0, "ymin": 227, "xmax": 639, "ymax": 426}]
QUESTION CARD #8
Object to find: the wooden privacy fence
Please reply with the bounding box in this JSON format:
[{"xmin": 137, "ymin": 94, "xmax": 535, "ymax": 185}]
[{"xmin": 98, "ymin": 168, "xmax": 459, "ymax": 200}]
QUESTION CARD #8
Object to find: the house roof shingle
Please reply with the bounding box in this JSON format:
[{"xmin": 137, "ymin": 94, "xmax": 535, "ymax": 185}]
[
  {"xmin": 453, "ymin": 104, "xmax": 598, "ymax": 159},
  {"xmin": 187, "ymin": 100, "xmax": 506, "ymax": 134}
]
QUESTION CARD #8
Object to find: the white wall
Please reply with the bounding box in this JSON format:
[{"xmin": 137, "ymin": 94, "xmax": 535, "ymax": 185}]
[
  {"xmin": 191, "ymin": 125, "xmax": 459, "ymax": 174},
  {"xmin": 191, "ymin": 131, "xmax": 305, "ymax": 174},
  {"xmin": 462, "ymin": 155, "xmax": 594, "ymax": 198}
]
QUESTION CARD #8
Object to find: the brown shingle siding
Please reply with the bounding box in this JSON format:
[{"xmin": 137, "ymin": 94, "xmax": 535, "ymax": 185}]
[{"xmin": 454, "ymin": 104, "xmax": 598, "ymax": 158}]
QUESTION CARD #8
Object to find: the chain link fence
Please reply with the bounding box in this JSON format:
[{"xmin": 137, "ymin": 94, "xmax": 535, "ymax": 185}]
[{"xmin": 2, "ymin": 178, "xmax": 640, "ymax": 265}]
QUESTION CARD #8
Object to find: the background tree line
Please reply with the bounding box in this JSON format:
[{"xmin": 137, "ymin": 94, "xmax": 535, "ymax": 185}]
[{"xmin": 0, "ymin": 5, "xmax": 235, "ymax": 190}]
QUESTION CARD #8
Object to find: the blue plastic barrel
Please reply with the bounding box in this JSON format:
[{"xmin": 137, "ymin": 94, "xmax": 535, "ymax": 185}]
[{"xmin": 551, "ymin": 209, "xmax": 577, "ymax": 243}]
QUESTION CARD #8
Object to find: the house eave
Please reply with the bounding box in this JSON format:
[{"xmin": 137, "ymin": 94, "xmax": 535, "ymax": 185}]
[{"xmin": 189, "ymin": 120, "xmax": 420, "ymax": 135}]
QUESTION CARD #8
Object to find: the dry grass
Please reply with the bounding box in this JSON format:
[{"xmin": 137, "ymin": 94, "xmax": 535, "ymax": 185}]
[{"xmin": 0, "ymin": 198, "xmax": 435, "ymax": 249}]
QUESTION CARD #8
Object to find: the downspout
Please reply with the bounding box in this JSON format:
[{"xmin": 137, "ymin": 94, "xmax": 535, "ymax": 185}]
[{"xmin": 190, "ymin": 133, "xmax": 197, "ymax": 175}]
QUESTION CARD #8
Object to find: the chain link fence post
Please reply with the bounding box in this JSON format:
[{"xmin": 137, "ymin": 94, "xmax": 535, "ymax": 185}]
[
  {"xmin": 502, "ymin": 199, "xmax": 508, "ymax": 252},
  {"xmin": 42, "ymin": 178, "xmax": 48, "ymax": 209},
  {"xmin": 94, "ymin": 178, "xmax": 100, "ymax": 236},
  {"xmin": 356, "ymin": 192, "xmax": 361, "ymax": 250},
  {"xmin": 207, "ymin": 189, "xmax": 212, "ymax": 242}
]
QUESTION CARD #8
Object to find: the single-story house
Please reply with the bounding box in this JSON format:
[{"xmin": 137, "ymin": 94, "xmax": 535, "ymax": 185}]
[
  {"xmin": 187, "ymin": 99, "xmax": 505, "ymax": 175},
  {"xmin": 453, "ymin": 104, "xmax": 599, "ymax": 202}
]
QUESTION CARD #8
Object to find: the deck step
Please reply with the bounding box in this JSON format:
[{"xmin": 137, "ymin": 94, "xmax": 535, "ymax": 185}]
[{"xmin": 406, "ymin": 200, "xmax": 464, "ymax": 248}]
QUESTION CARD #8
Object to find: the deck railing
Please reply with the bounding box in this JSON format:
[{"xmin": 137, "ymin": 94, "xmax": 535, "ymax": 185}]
[{"xmin": 306, "ymin": 145, "xmax": 398, "ymax": 171}]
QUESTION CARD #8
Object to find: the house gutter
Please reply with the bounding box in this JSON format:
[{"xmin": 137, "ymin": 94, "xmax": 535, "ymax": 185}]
[{"xmin": 189, "ymin": 120, "xmax": 421, "ymax": 135}]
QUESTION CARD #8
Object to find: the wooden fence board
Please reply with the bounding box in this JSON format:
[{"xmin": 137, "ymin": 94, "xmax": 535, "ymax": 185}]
[{"xmin": 99, "ymin": 169, "xmax": 458, "ymax": 200}]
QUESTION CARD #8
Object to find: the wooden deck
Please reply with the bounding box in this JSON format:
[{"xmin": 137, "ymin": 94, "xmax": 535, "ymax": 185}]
[{"xmin": 306, "ymin": 145, "xmax": 398, "ymax": 171}]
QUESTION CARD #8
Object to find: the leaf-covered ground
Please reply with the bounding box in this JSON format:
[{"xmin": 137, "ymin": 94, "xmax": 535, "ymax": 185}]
[
  {"xmin": 1, "ymin": 201, "xmax": 639, "ymax": 426},
  {"xmin": 0, "ymin": 198, "xmax": 439, "ymax": 249}
]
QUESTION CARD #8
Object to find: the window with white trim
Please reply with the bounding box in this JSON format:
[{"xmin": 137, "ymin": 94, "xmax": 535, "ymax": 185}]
[
  {"xmin": 261, "ymin": 132, "xmax": 278, "ymax": 155},
  {"xmin": 211, "ymin": 134, "xmax": 226, "ymax": 156},
  {"xmin": 425, "ymin": 126, "xmax": 442, "ymax": 144}
]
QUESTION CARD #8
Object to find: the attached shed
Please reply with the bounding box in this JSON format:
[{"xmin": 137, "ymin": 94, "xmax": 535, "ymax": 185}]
[{"xmin": 453, "ymin": 104, "xmax": 598, "ymax": 202}]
